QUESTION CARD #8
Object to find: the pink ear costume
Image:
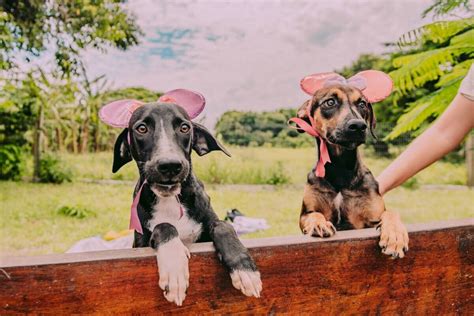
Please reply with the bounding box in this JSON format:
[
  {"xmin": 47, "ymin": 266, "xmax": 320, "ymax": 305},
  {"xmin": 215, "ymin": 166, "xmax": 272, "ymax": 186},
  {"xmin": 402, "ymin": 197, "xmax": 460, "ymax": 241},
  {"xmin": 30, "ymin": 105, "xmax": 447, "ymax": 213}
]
[
  {"xmin": 290, "ymin": 70, "xmax": 393, "ymax": 177},
  {"xmin": 98, "ymin": 89, "xmax": 206, "ymax": 234}
]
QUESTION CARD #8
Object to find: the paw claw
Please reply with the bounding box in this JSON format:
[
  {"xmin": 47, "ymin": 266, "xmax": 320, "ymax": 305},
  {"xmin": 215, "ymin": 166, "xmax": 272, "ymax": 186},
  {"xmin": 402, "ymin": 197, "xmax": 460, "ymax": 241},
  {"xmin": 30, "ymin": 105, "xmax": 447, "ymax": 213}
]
[
  {"xmin": 231, "ymin": 270, "xmax": 262, "ymax": 298},
  {"xmin": 378, "ymin": 212, "xmax": 409, "ymax": 260}
]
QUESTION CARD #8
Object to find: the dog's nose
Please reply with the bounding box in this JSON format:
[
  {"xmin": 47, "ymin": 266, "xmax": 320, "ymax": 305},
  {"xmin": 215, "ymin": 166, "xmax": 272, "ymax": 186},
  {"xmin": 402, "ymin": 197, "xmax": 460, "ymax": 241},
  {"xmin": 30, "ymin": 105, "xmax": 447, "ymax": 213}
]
[
  {"xmin": 157, "ymin": 159, "xmax": 183, "ymax": 177},
  {"xmin": 347, "ymin": 119, "xmax": 367, "ymax": 132}
]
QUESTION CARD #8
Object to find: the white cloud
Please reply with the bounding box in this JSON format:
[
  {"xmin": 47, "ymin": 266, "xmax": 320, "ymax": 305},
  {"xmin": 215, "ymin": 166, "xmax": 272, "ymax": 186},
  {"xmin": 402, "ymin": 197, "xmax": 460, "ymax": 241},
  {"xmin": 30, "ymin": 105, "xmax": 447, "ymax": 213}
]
[{"xmin": 82, "ymin": 0, "xmax": 431, "ymax": 126}]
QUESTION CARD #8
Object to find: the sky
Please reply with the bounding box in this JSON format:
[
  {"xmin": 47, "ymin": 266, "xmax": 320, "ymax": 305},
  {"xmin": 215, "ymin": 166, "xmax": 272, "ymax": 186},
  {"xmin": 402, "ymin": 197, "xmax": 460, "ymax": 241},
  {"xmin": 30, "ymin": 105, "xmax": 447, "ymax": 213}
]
[{"xmin": 82, "ymin": 0, "xmax": 432, "ymax": 125}]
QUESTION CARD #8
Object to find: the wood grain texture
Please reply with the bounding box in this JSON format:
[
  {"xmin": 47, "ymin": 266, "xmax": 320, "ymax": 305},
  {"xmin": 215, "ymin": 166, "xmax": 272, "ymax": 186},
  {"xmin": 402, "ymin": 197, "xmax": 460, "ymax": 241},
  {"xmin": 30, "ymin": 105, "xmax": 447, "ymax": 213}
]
[{"xmin": 1, "ymin": 219, "xmax": 473, "ymax": 315}]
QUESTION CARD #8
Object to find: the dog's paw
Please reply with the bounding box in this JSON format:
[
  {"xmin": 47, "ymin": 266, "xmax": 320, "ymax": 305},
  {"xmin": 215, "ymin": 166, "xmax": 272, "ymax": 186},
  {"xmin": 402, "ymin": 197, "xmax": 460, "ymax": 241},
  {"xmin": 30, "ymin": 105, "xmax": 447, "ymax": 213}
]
[
  {"xmin": 377, "ymin": 211, "xmax": 409, "ymax": 259},
  {"xmin": 302, "ymin": 212, "xmax": 336, "ymax": 237},
  {"xmin": 156, "ymin": 238, "xmax": 190, "ymax": 306},
  {"xmin": 230, "ymin": 269, "xmax": 262, "ymax": 298}
]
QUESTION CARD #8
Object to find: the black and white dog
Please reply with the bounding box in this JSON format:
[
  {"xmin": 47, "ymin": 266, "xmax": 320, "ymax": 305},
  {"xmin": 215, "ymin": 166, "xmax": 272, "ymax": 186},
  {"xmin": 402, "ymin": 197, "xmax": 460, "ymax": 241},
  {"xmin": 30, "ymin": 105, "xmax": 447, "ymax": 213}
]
[{"xmin": 111, "ymin": 102, "xmax": 262, "ymax": 305}]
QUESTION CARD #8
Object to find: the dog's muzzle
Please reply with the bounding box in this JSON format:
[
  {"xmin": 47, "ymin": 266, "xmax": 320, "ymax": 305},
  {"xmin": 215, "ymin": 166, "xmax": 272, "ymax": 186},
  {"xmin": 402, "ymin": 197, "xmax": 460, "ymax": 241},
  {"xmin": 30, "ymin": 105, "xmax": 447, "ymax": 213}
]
[{"xmin": 145, "ymin": 157, "xmax": 189, "ymax": 196}]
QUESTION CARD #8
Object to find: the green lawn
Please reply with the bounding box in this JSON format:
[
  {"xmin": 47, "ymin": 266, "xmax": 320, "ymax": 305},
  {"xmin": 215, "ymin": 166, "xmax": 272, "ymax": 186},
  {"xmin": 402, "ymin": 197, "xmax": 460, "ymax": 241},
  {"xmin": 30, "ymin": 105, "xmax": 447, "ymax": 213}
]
[{"xmin": 1, "ymin": 181, "xmax": 472, "ymax": 256}]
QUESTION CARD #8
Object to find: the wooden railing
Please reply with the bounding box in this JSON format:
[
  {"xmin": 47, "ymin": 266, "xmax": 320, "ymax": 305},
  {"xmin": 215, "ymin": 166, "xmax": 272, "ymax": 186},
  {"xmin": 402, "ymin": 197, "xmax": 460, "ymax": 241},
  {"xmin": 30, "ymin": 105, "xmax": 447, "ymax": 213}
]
[{"xmin": 1, "ymin": 219, "xmax": 472, "ymax": 314}]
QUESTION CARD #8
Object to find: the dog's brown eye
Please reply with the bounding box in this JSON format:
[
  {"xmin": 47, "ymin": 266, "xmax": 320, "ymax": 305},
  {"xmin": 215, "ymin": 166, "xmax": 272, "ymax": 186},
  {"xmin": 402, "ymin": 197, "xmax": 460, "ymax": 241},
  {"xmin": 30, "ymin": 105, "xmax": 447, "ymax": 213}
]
[
  {"xmin": 136, "ymin": 124, "xmax": 148, "ymax": 134},
  {"xmin": 180, "ymin": 123, "xmax": 190, "ymax": 134},
  {"xmin": 358, "ymin": 101, "xmax": 367, "ymax": 109},
  {"xmin": 324, "ymin": 98, "xmax": 336, "ymax": 107}
]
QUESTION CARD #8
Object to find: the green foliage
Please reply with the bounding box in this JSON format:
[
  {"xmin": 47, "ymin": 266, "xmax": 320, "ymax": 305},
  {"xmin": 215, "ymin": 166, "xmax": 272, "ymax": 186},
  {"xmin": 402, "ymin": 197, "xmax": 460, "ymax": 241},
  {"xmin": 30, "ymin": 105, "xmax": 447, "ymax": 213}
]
[
  {"xmin": 38, "ymin": 154, "xmax": 72, "ymax": 184},
  {"xmin": 1, "ymin": 0, "xmax": 142, "ymax": 75},
  {"xmin": 422, "ymin": 0, "xmax": 472, "ymax": 18},
  {"xmin": 266, "ymin": 162, "xmax": 290, "ymax": 185},
  {"xmin": 215, "ymin": 109, "xmax": 313, "ymax": 148},
  {"xmin": 392, "ymin": 22, "xmax": 473, "ymax": 94},
  {"xmin": 0, "ymin": 144, "xmax": 25, "ymax": 180},
  {"xmin": 102, "ymin": 87, "xmax": 163, "ymax": 103},
  {"xmin": 57, "ymin": 205, "xmax": 96, "ymax": 219},
  {"xmin": 387, "ymin": 78, "xmax": 461, "ymax": 138},
  {"xmin": 388, "ymin": 12, "xmax": 473, "ymax": 139}
]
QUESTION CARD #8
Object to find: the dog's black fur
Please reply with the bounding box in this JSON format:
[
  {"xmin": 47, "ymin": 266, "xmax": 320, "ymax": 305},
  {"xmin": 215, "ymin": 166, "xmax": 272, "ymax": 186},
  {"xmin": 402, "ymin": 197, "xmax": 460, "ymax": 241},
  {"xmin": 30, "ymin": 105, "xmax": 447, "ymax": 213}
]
[{"xmin": 112, "ymin": 102, "xmax": 261, "ymax": 304}]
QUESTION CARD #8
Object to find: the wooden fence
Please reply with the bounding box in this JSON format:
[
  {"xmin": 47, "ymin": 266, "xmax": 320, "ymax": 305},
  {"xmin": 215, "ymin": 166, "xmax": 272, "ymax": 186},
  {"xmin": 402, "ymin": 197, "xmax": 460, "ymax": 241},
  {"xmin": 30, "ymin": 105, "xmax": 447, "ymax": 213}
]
[{"xmin": 1, "ymin": 219, "xmax": 472, "ymax": 315}]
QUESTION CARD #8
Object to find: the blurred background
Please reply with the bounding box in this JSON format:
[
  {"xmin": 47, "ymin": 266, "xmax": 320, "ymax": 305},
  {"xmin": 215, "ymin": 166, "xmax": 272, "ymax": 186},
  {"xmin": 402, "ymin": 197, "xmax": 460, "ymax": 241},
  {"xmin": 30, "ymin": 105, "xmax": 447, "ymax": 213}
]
[{"xmin": 1, "ymin": 0, "xmax": 473, "ymax": 255}]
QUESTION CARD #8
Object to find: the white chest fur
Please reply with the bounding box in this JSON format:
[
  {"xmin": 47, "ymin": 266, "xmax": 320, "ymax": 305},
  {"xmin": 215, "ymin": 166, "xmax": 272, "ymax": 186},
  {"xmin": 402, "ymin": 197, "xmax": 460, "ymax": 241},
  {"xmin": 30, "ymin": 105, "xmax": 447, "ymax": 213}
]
[
  {"xmin": 147, "ymin": 196, "xmax": 203, "ymax": 246},
  {"xmin": 333, "ymin": 192, "xmax": 343, "ymax": 224}
]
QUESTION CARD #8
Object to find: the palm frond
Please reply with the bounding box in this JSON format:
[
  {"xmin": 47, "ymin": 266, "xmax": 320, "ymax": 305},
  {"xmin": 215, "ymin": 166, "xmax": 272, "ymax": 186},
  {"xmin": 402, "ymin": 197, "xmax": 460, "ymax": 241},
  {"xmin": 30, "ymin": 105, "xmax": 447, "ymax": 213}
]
[
  {"xmin": 397, "ymin": 17, "xmax": 473, "ymax": 47},
  {"xmin": 422, "ymin": 0, "xmax": 472, "ymax": 18},
  {"xmin": 386, "ymin": 79, "xmax": 461, "ymax": 140},
  {"xmin": 390, "ymin": 43, "xmax": 473, "ymax": 93},
  {"xmin": 435, "ymin": 59, "xmax": 471, "ymax": 87}
]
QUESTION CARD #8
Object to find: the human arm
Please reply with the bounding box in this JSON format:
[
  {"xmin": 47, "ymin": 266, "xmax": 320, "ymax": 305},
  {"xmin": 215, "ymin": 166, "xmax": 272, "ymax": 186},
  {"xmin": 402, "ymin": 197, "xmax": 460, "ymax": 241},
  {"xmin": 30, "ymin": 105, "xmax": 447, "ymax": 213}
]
[{"xmin": 377, "ymin": 93, "xmax": 474, "ymax": 195}]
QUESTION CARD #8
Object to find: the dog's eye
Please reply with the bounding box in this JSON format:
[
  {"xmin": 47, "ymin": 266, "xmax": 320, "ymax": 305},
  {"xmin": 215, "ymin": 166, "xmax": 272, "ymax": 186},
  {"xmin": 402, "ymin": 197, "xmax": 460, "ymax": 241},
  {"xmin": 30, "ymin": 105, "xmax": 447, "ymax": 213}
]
[
  {"xmin": 180, "ymin": 123, "xmax": 190, "ymax": 134},
  {"xmin": 358, "ymin": 101, "xmax": 367, "ymax": 109},
  {"xmin": 324, "ymin": 98, "xmax": 337, "ymax": 107},
  {"xmin": 136, "ymin": 124, "xmax": 148, "ymax": 134}
]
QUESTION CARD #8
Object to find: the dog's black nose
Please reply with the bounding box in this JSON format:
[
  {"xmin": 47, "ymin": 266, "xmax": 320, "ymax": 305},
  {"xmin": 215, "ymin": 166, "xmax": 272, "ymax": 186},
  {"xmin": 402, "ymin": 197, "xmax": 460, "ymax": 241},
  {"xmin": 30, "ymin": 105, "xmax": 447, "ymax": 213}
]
[
  {"xmin": 347, "ymin": 119, "xmax": 367, "ymax": 132},
  {"xmin": 157, "ymin": 159, "xmax": 183, "ymax": 177}
]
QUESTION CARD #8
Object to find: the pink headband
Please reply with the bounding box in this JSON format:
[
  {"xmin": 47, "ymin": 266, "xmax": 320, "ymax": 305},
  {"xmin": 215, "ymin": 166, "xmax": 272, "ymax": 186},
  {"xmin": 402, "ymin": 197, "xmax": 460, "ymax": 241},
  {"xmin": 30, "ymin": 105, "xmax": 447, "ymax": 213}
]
[
  {"xmin": 98, "ymin": 88, "xmax": 206, "ymax": 128},
  {"xmin": 300, "ymin": 70, "xmax": 393, "ymax": 103},
  {"xmin": 290, "ymin": 70, "xmax": 392, "ymax": 178}
]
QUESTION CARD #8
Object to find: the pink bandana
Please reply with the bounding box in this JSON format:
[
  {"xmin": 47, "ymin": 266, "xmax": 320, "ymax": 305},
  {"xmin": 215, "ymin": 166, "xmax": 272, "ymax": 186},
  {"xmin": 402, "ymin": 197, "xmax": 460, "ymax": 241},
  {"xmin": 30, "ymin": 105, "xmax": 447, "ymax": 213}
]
[
  {"xmin": 290, "ymin": 70, "xmax": 393, "ymax": 177},
  {"xmin": 289, "ymin": 106, "xmax": 331, "ymax": 177},
  {"xmin": 99, "ymin": 88, "xmax": 206, "ymax": 234}
]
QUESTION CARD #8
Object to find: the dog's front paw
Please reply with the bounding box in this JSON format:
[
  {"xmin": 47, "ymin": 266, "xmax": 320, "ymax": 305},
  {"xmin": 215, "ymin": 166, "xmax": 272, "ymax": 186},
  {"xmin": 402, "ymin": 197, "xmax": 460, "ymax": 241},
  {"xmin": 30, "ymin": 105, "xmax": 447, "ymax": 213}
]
[
  {"xmin": 377, "ymin": 211, "xmax": 409, "ymax": 259},
  {"xmin": 302, "ymin": 212, "xmax": 336, "ymax": 237},
  {"xmin": 230, "ymin": 269, "xmax": 262, "ymax": 298},
  {"xmin": 156, "ymin": 238, "xmax": 190, "ymax": 306}
]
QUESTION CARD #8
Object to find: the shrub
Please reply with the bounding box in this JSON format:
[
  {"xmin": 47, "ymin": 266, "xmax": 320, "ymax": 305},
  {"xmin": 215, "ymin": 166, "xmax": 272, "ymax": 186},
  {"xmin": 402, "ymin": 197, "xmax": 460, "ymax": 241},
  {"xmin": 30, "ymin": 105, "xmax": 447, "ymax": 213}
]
[
  {"xmin": 38, "ymin": 154, "xmax": 72, "ymax": 184},
  {"xmin": 0, "ymin": 145, "xmax": 25, "ymax": 180},
  {"xmin": 57, "ymin": 205, "xmax": 96, "ymax": 219},
  {"xmin": 265, "ymin": 161, "xmax": 290, "ymax": 185}
]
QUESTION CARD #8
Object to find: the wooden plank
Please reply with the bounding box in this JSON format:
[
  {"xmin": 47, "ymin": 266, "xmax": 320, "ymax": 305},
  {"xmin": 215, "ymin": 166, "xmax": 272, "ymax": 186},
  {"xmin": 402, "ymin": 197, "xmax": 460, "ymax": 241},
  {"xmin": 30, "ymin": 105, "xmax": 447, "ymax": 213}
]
[{"xmin": 1, "ymin": 219, "xmax": 473, "ymax": 315}]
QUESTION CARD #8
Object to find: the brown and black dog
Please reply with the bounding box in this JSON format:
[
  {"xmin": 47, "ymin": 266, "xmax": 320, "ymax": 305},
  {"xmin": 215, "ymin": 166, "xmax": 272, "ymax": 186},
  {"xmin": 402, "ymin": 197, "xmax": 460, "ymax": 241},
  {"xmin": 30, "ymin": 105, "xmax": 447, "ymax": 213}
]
[{"xmin": 295, "ymin": 82, "xmax": 409, "ymax": 258}]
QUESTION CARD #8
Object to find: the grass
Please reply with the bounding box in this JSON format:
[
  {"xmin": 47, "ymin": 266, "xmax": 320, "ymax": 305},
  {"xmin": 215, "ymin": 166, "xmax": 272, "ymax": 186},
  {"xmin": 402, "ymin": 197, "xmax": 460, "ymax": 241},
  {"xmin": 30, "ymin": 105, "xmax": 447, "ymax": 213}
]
[
  {"xmin": 3, "ymin": 148, "xmax": 471, "ymax": 255},
  {"xmin": 55, "ymin": 147, "xmax": 467, "ymax": 185},
  {"xmin": 1, "ymin": 180, "xmax": 472, "ymax": 256}
]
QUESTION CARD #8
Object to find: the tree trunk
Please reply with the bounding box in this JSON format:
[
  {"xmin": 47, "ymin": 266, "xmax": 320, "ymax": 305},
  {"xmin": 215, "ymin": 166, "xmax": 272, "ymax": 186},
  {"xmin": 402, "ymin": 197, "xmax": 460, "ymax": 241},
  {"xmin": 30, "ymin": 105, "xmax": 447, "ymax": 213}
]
[
  {"xmin": 80, "ymin": 121, "xmax": 89, "ymax": 153},
  {"xmin": 93, "ymin": 125, "xmax": 100, "ymax": 152},
  {"xmin": 56, "ymin": 127, "xmax": 63, "ymax": 152},
  {"xmin": 72, "ymin": 128, "xmax": 78, "ymax": 154},
  {"xmin": 33, "ymin": 104, "xmax": 44, "ymax": 182}
]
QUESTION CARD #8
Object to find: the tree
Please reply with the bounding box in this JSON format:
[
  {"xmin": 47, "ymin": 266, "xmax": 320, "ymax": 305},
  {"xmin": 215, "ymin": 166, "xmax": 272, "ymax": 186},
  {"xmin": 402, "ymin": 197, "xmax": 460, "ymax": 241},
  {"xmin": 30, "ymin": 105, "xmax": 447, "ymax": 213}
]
[
  {"xmin": 1, "ymin": 0, "xmax": 142, "ymax": 76},
  {"xmin": 215, "ymin": 109, "xmax": 313, "ymax": 148},
  {"xmin": 0, "ymin": 0, "xmax": 142, "ymax": 180}
]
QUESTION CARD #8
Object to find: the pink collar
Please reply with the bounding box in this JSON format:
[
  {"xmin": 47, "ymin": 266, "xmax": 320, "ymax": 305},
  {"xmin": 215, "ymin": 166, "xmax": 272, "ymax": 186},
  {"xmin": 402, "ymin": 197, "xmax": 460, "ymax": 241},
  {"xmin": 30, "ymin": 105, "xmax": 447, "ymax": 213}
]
[
  {"xmin": 288, "ymin": 107, "xmax": 331, "ymax": 178},
  {"xmin": 129, "ymin": 180, "xmax": 184, "ymax": 234}
]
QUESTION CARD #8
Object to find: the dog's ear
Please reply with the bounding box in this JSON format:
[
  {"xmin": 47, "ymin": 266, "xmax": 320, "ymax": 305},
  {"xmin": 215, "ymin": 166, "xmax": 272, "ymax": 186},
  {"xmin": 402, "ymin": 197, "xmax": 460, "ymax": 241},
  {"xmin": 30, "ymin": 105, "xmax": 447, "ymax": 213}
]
[
  {"xmin": 192, "ymin": 122, "xmax": 231, "ymax": 157},
  {"xmin": 295, "ymin": 100, "xmax": 312, "ymax": 133},
  {"xmin": 367, "ymin": 103, "xmax": 377, "ymax": 139},
  {"xmin": 113, "ymin": 128, "xmax": 132, "ymax": 173}
]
